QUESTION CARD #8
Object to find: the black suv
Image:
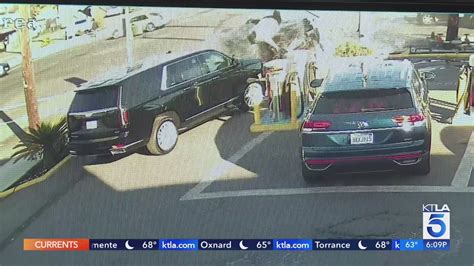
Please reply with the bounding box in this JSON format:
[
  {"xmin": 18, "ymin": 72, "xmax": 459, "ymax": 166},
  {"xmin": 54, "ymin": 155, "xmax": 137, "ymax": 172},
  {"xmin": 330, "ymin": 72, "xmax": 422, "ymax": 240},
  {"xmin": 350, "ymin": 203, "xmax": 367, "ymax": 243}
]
[
  {"xmin": 67, "ymin": 49, "xmax": 262, "ymax": 156},
  {"xmin": 301, "ymin": 60, "xmax": 433, "ymax": 181}
]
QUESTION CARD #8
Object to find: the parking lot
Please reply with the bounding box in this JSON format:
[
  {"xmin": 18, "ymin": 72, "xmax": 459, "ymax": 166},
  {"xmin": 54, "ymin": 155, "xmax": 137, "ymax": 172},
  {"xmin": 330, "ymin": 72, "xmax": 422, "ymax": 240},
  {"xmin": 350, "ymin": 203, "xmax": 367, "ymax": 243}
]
[{"xmin": 0, "ymin": 8, "xmax": 473, "ymax": 265}]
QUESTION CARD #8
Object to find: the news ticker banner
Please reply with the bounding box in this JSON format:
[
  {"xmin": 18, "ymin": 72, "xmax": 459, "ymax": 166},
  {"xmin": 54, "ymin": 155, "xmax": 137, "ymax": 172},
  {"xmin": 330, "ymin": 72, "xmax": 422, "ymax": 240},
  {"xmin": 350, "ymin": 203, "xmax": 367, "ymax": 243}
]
[{"xmin": 24, "ymin": 239, "xmax": 450, "ymax": 251}]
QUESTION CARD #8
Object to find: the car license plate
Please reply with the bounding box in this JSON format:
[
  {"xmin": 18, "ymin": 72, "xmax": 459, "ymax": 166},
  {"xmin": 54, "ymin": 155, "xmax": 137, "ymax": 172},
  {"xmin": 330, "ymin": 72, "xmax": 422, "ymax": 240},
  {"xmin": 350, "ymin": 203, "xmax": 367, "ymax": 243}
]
[
  {"xmin": 350, "ymin": 133, "xmax": 373, "ymax": 145},
  {"xmin": 86, "ymin": 120, "xmax": 97, "ymax": 129}
]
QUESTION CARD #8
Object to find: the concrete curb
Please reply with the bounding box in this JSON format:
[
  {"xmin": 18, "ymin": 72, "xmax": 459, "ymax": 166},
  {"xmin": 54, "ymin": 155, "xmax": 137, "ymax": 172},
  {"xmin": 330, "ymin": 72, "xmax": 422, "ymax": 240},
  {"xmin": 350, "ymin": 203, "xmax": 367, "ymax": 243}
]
[
  {"xmin": 0, "ymin": 155, "xmax": 71, "ymax": 199},
  {"xmin": 388, "ymin": 53, "xmax": 471, "ymax": 60}
]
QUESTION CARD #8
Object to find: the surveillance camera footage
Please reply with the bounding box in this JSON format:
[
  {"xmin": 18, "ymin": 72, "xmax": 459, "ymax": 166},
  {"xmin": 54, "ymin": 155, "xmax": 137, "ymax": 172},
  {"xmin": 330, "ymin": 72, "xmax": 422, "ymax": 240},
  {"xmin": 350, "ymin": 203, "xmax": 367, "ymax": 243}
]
[{"xmin": 0, "ymin": 3, "xmax": 473, "ymax": 266}]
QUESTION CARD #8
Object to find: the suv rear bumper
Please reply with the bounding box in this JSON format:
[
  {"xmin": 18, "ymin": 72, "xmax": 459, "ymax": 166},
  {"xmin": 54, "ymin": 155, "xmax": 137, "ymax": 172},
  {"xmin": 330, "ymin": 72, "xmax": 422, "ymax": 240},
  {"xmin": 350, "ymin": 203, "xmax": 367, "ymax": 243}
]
[
  {"xmin": 302, "ymin": 140, "xmax": 430, "ymax": 173},
  {"xmin": 68, "ymin": 136, "xmax": 144, "ymax": 156}
]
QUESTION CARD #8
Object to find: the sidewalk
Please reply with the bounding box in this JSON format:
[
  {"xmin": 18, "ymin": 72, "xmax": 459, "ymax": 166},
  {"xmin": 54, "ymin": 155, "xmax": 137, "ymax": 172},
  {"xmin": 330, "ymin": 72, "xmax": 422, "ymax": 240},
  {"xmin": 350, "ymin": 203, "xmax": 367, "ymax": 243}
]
[{"xmin": 0, "ymin": 156, "xmax": 80, "ymax": 247}]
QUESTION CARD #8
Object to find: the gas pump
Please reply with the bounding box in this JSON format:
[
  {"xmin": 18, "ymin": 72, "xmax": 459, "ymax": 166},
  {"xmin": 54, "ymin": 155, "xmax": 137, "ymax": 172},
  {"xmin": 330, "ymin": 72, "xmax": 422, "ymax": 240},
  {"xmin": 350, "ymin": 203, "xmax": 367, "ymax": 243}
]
[
  {"xmin": 454, "ymin": 54, "xmax": 474, "ymax": 117},
  {"xmin": 245, "ymin": 50, "xmax": 317, "ymax": 133}
]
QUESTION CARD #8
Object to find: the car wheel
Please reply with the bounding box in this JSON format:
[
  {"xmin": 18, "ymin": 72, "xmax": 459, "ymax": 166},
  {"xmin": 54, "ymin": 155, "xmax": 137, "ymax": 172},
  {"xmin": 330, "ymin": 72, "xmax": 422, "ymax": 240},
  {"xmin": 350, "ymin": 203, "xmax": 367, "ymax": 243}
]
[
  {"xmin": 0, "ymin": 68, "xmax": 5, "ymax": 77},
  {"xmin": 412, "ymin": 154, "xmax": 431, "ymax": 175},
  {"xmin": 146, "ymin": 23, "xmax": 155, "ymax": 32},
  {"xmin": 237, "ymin": 94, "xmax": 250, "ymax": 112},
  {"xmin": 421, "ymin": 14, "xmax": 435, "ymax": 25},
  {"xmin": 302, "ymin": 162, "xmax": 322, "ymax": 183},
  {"xmin": 146, "ymin": 115, "xmax": 178, "ymax": 155},
  {"xmin": 239, "ymin": 82, "xmax": 264, "ymax": 112},
  {"xmin": 112, "ymin": 29, "xmax": 121, "ymax": 39}
]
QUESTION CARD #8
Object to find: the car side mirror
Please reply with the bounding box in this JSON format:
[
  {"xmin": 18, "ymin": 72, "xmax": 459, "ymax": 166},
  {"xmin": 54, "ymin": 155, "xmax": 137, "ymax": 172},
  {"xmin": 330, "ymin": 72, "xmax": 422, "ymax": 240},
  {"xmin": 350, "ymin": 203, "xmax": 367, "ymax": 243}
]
[
  {"xmin": 310, "ymin": 79, "xmax": 324, "ymax": 88},
  {"xmin": 421, "ymin": 71, "xmax": 436, "ymax": 80},
  {"xmin": 231, "ymin": 55, "xmax": 239, "ymax": 66}
]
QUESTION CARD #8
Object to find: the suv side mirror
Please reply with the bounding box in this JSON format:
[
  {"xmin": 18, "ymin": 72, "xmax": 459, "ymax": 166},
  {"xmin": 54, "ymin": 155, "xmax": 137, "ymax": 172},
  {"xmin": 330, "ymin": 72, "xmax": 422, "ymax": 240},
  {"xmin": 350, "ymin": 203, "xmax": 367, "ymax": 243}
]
[
  {"xmin": 310, "ymin": 79, "xmax": 324, "ymax": 88},
  {"xmin": 231, "ymin": 55, "xmax": 239, "ymax": 66},
  {"xmin": 421, "ymin": 71, "xmax": 436, "ymax": 80}
]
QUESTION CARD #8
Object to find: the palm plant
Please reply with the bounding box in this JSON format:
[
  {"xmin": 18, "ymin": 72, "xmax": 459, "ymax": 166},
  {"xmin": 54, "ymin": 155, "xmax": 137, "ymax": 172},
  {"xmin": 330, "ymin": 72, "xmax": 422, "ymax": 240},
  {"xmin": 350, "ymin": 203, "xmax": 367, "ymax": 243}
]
[{"xmin": 11, "ymin": 117, "xmax": 68, "ymax": 169}]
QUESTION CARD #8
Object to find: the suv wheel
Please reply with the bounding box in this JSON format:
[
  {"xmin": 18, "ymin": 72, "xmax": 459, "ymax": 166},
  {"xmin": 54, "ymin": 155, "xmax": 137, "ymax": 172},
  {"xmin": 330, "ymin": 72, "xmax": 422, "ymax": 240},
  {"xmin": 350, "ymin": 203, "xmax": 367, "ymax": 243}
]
[
  {"xmin": 412, "ymin": 154, "xmax": 431, "ymax": 175},
  {"xmin": 239, "ymin": 82, "xmax": 264, "ymax": 112},
  {"xmin": 147, "ymin": 115, "xmax": 178, "ymax": 155},
  {"xmin": 237, "ymin": 96, "xmax": 250, "ymax": 112},
  {"xmin": 302, "ymin": 163, "xmax": 322, "ymax": 183}
]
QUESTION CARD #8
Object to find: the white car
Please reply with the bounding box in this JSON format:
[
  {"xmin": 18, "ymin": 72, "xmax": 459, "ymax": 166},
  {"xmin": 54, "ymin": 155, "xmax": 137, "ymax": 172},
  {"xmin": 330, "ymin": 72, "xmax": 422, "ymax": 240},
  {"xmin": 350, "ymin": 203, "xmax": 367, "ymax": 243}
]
[
  {"xmin": 0, "ymin": 63, "xmax": 10, "ymax": 77},
  {"xmin": 130, "ymin": 13, "xmax": 168, "ymax": 33},
  {"xmin": 104, "ymin": 6, "xmax": 124, "ymax": 17},
  {"xmin": 65, "ymin": 14, "xmax": 94, "ymax": 39}
]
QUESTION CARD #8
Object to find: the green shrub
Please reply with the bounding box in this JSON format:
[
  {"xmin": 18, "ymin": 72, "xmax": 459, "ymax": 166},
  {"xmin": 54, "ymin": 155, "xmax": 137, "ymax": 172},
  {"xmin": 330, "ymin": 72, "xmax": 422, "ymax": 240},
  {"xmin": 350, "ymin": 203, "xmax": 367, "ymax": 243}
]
[
  {"xmin": 11, "ymin": 117, "xmax": 68, "ymax": 169},
  {"xmin": 335, "ymin": 42, "xmax": 374, "ymax": 57}
]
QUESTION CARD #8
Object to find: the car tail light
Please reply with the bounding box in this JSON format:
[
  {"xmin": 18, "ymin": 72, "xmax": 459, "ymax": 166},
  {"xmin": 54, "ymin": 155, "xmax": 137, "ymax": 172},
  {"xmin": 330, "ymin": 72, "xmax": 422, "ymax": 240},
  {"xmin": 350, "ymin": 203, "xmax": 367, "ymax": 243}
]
[
  {"xmin": 120, "ymin": 109, "xmax": 129, "ymax": 126},
  {"xmin": 302, "ymin": 120, "xmax": 331, "ymax": 131},
  {"xmin": 392, "ymin": 114, "xmax": 425, "ymax": 126}
]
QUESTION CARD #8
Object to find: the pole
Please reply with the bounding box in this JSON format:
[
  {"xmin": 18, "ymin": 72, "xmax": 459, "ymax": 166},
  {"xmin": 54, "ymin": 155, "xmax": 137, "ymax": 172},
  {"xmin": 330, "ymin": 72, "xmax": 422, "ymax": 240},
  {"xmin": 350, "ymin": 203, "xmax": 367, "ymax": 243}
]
[
  {"xmin": 19, "ymin": 4, "xmax": 40, "ymax": 130},
  {"xmin": 446, "ymin": 14, "xmax": 459, "ymax": 42},
  {"xmin": 124, "ymin": 6, "xmax": 134, "ymax": 69},
  {"xmin": 357, "ymin": 12, "xmax": 361, "ymax": 40}
]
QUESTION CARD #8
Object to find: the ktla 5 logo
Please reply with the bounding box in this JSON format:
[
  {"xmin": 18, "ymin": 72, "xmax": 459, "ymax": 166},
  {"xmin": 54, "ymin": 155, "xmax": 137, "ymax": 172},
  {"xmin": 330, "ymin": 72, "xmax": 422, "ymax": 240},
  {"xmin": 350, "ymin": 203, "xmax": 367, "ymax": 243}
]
[{"xmin": 423, "ymin": 204, "xmax": 450, "ymax": 240}]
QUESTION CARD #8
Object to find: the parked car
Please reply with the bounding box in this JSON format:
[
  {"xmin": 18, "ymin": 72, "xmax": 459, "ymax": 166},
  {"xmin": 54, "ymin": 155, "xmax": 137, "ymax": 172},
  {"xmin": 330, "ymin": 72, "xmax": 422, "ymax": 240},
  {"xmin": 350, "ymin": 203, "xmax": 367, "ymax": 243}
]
[
  {"xmin": 104, "ymin": 6, "xmax": 125, "ymax": 17},
  {"xmin": 300, "ymin": 60, "xmax": 433, "ymax": 181},
  {"xmin": 417, "ymin": 13, "xmax": 448, "ymax": 25},
  {"xmin": 65, "ymin": 13, "xmax": 94, "ymax": 39},
  {"xmin": 130, "ymin": 13, "xmax": 168, "ymax": 34},
  {"xmin": 417, "ymin": 13, "xmax": 474, "ymax": 28},
  {"xmin": 0, "ymin": 62, "xmax": 10, "ymax": 77},
  {"xmin": 67, "ymin": 50, "xmax": 262, "ymax": 156}
]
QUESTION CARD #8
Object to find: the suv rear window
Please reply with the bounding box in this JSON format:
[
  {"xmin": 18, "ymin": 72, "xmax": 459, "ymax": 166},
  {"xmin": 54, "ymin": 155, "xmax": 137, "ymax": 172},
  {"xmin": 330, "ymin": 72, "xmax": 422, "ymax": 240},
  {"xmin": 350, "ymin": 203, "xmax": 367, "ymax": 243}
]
[
  {"xmin": 69, "ymin": 86, "xmax": 119, "ymax": 112},
  {"xmin": 314, "ymin": 88, "xmax": 413, "ymax": 114}
]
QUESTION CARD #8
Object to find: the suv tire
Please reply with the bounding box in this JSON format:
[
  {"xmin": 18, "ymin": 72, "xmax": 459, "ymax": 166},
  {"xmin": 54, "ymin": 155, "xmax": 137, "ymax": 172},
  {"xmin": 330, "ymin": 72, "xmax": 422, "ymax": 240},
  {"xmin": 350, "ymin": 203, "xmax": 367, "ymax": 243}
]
[
  {"xmin": 412, "ymin": 154, "xmax": 431, "ymax": 175},
  {"xmin": 302, "ymin": 162, "xmax": 322, "ymax": 183},
  {"xmin": 147, "ymin": 115, "xmax": 179, "ymax": 155},
  {"xmin": 237, "ymin": 95, "xmax": 250, "ymax": 112}
]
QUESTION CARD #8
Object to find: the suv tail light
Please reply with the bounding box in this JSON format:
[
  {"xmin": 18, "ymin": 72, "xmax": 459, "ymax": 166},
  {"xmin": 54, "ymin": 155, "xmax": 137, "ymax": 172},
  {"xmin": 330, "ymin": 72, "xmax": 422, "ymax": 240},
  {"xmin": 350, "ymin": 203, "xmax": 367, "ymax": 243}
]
[
  {"xmin": 392, "ymin": 114, "xmax": 425, "ymax": 126},
  {"xmin": 120, "ymin": 109, "xmax": 129, "ymax": 126},
  {"xmin": 302, "ymin": 120, "xmax": 332, "ymax": 132}
]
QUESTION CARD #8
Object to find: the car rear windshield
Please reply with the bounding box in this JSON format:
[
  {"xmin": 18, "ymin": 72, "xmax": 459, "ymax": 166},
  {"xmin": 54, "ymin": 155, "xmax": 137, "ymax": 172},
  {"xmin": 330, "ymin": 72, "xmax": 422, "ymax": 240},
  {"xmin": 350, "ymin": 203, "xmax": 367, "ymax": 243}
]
[
  {"xmin": 69, "ymin": 86, "xmax": 119, "ymax": 113},
  {"xmin": 314, "ymin": 88, "xmax": 413, "ymax": 114}
]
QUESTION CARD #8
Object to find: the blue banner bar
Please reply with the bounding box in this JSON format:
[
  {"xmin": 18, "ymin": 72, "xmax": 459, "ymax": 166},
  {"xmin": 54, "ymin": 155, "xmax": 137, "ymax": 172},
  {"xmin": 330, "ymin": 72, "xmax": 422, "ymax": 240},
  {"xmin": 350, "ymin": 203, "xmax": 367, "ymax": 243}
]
[
  {"xmin": 85, "ymin": 239, "xmax": 449, "ymax": 251},
  {"xmin": 313, "ymin": 239, "xmax": 392, "ymax": 251},
  {"xmin": 159, "ymin": 239, "xmax": 198, "ymax": 250},
  {"xmin": 90, "ymin": 239, "xmax": 159, "ymax": 250},
  {"xmin": 424, "ymin": 240, "xmax": 450, "ymax": 250},
  {"xmin": 394, "ymin": 239, "xmax": 424, "ymax": 251},
  {"xmin": 273, "ymin": 239, "xmax": 313, "ymax": 250}
]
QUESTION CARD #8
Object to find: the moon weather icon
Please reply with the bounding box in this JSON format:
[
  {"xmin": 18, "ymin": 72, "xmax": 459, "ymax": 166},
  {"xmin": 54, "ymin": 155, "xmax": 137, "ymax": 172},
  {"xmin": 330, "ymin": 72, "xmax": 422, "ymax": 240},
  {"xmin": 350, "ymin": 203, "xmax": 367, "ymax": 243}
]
[
  {"xmin": 239, "ymin": 240, "xmax": 248, "ymax": 250},
  {"xmin": 358, "ymin": 240, "xmax": 367, "ymax": 250},
  {"xmin": 125, "ymin": 240, "xmax": 134, "ymax": 250}
]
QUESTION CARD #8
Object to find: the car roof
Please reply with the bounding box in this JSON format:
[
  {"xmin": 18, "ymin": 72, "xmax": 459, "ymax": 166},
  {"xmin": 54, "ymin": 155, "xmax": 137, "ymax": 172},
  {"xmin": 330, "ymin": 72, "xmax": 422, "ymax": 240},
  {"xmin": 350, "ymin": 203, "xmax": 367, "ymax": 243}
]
[
  {"xmin": 76, "ymin": 49, "xmax": 220, "ymax": 91},
  {"xmin": 321, "ymin": 59, "xmax": 414, "ymax": 93}
]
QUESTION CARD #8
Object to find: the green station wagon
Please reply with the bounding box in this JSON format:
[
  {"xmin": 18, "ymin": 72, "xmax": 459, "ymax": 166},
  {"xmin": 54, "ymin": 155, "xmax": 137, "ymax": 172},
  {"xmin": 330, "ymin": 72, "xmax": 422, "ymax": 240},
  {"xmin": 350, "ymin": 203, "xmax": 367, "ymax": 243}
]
[{"xmin": 301, "ymin": 60, "xmax": 433, "ymax": 181}]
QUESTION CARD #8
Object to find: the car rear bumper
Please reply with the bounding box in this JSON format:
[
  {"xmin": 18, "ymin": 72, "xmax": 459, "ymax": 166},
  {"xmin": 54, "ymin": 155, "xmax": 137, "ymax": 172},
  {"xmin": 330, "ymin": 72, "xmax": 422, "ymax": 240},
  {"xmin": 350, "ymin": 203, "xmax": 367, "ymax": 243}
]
[
  {"xmin": 302, "ymin": 140, "xmax": 430, "ymax": 173},
  {"xmin": 68, "ymin": 136, "xmax": 144, "ymax": 156}
]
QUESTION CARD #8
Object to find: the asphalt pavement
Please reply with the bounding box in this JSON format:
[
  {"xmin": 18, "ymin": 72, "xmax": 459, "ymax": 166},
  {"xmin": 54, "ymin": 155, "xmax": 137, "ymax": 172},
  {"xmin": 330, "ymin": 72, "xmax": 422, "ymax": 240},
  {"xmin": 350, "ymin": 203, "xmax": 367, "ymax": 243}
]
[{"xmin": 0, "ymin": 110, "xmax": 472, "ymax": 265}]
